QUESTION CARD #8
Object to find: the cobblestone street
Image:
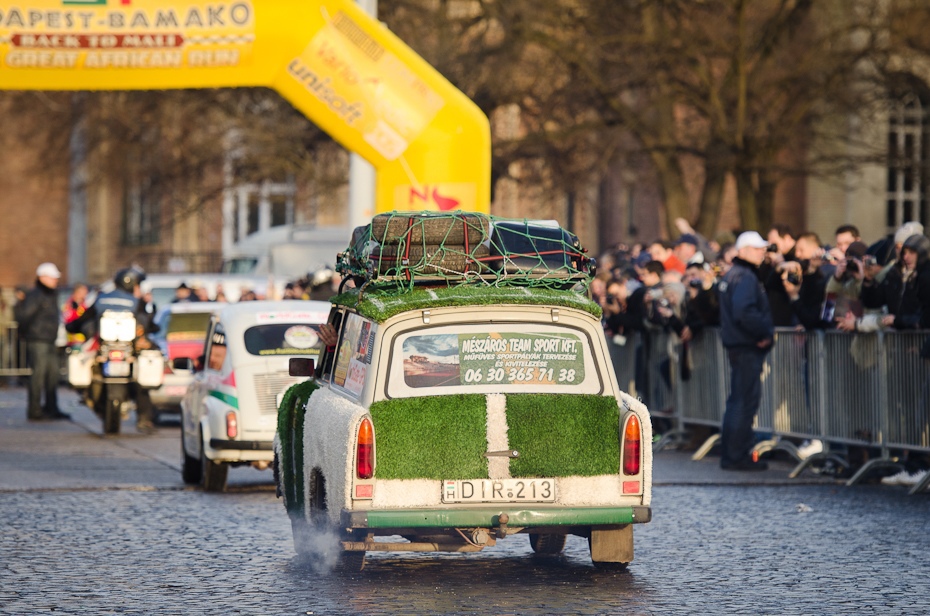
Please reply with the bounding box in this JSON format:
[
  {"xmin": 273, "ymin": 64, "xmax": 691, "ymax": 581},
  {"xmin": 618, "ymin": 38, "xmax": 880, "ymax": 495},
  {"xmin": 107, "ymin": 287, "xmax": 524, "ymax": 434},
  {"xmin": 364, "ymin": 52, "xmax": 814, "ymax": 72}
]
[{"xmin": 2, "ymin": 386, "xmax": 929, "ymax": 614}]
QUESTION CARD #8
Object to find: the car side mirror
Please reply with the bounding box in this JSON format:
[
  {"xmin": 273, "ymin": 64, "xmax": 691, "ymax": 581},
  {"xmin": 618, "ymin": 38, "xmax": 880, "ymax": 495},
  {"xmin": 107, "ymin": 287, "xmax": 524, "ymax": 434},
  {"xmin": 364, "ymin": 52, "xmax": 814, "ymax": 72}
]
[
  {"xmin": 172, "ymin": 357, "xmax": 194, "ymax": 371},
  {"xmin": 289, "ymin": 357, "xmax": 315, "ymax": 377}
]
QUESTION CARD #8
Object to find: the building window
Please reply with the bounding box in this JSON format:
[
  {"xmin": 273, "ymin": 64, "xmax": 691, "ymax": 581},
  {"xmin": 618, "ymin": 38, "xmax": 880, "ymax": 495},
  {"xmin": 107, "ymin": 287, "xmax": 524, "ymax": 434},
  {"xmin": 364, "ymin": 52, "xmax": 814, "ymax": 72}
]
[
  {"xmin": 123, "ymin": 176, "xmax": 160, "ymax": 245},
  {"xmin": 887, "ymin": 78, "xmax": 930, "ymax": 233},
  {"xmin": 270, "ymin": 193, "xmax": 289, "ymax": 227},
  {"xmin": 232, "ymin": 178, "xmax": 296, "ymax": 242},
  {"xmin": 247, "ymin": 192, "xmax": 261, "ymax": 236}
]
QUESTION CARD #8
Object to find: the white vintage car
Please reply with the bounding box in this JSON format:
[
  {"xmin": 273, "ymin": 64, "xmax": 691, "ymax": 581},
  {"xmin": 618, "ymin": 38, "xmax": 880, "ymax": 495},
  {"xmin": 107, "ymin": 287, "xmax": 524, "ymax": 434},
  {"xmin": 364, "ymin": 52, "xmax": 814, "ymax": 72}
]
[
  {"xmin": 274, "ymin": 212, "xmax": 653, "ymax": 570},
  {"xmin": 180, "ymin": 300, "xmax": 330, "ymax": 492}
]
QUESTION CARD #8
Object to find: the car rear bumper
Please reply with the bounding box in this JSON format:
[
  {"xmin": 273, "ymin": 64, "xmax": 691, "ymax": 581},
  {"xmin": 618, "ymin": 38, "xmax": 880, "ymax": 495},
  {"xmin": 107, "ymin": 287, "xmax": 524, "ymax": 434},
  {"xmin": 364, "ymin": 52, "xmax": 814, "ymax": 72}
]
[
  {"xmin": 341, "ymin": 505, "xmax": 651, "ymax": 530},
  {"xmin": 209, "ymin": 439, "xmax": 274, "ymax": 451}
]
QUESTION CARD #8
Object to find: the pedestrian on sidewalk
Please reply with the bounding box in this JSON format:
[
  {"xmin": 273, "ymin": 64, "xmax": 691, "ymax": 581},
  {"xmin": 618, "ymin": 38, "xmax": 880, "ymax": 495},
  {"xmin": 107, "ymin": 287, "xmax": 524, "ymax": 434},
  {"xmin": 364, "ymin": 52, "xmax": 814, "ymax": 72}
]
[
  {"xmin": 718, "ymin": 232, "xmax": 774, "ymax": 471},
  {"xmin": 14, "ymin": 263, "xmax": 69, "ymax": 421}
]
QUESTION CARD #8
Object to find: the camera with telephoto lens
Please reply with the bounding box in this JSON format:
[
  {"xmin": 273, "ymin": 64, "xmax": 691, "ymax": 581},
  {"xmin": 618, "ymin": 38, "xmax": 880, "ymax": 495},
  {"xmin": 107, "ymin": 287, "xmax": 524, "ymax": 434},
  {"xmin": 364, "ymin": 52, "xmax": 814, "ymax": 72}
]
[
  {"xmin": 767, "ymin": 243, "xmax": 778, "ymax": 253},
  {"xmin": 786, "ymin": 272, "xmax": 801, "ymax": 285},
  {"xmin": 863, "ymin": 254, "xmax": 877, "ymax": 267},
  {"xmin": 689, "ymin": 278, "xmax": 703, "ymax": 288},
  {"xmin": 838, "ymin": 258, "xmax": 862, "ymax": 282}
]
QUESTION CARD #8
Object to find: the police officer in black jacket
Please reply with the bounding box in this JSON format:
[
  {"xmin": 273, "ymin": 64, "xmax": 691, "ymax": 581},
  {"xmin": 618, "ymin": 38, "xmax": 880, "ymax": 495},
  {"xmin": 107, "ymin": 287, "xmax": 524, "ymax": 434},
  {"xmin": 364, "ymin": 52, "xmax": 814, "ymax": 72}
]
[
  {"xmin": 67, "ymin": 267, "xmax": 159, "ymax": 433},
  {"xmin": 718, "ymin": 232, "xmax": 775, "ymax": 471},
  {"xmin": 15, "ymin": 263, "xmax": 69, "ymax": 421}
]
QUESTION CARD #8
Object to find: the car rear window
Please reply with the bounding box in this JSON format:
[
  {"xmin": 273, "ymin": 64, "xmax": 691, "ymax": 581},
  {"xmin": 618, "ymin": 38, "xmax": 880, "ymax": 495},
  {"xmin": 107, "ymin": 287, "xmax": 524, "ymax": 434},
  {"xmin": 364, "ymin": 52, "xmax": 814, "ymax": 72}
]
[
  {"xmin": 387, "ymin": 323, "xmax": 603, "ymax": 397},
  {"xmin": 243, "ymin": 324, "xmax": 323, "ymax": 356},
  {"xmin": 165, "ymin": 312, "xmax": 214, "ymax": 341}
]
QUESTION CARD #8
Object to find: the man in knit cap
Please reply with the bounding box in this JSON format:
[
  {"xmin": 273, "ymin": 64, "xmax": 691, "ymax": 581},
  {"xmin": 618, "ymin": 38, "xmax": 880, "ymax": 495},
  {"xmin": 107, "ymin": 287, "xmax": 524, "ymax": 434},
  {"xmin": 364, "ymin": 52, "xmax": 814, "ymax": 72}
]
[{"xmin": 14, "ymin": 263, "xmax": 69, "ymax": 421}]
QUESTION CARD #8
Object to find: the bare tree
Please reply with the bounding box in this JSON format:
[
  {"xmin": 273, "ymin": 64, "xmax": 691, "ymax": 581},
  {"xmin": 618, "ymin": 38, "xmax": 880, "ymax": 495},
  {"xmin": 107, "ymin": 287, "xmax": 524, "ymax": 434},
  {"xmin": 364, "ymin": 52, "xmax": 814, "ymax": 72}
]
[
  {"xmin": 3, "ymin": 88, "xmax": 341, "ymax": 243},
  {"xmin": 383, "ymin": 0, "xmax": 915, "ymax": 236}
]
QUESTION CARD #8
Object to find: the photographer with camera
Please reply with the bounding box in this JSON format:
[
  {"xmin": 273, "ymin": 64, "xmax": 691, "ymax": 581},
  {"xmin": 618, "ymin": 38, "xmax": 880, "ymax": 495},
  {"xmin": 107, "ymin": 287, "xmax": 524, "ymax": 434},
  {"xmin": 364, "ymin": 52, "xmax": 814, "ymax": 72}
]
[
  {"xmin": 822, "ymin": 241, "xmax": 870, "ymax": 331},
  {"xmin": 761, "ymin": 225, "xmax": 798, "ymax": 326},
  {"xmin": 602, "ymin": 274, "xmax": 640, "ymax": 344},
  {"xmin": 683, "ymin": 262, "xmax": 720, "ymax": 333},
  {"xmin": 828, "ymin": 224, "xmax": 862, "ymax": 263},
  {"xmin": 642, "ymin": 266, "xmax": 691, "ymax": 344},
  {"xmin": 776, "ymin": 232, "xmax": 832, "ymax": 330}
]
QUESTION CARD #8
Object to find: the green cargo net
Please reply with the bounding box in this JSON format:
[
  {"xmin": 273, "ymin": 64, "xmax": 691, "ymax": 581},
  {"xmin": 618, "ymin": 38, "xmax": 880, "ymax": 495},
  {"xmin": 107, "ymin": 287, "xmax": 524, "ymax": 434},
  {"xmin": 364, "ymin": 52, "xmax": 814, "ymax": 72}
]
[{"xmin": 336, "ymin": 211, "xmax": 594, "ymax": 293}]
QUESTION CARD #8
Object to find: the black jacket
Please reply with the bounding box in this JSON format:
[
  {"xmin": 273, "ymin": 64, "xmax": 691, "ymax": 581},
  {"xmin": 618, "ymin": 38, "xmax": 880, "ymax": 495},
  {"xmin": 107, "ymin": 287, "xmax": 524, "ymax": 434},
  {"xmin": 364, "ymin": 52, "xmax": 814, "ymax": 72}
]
[
  {"xmin": 719, "ymin": 257, "xmax": 775, "ymax": 350},
  {"xmin": 790, "ymin": 268, "xmax": 829, "ymax": 330},
  {"xmin": 685, "ymin": 284, "xmax": 720, "ymax": 333},
  {"xmin": 14, "ymin": 280, "xmax": 60, "ymax": 343},
  {"xmin": 605, "ymin": 285, "xmax": 648, "ymax": 335},
  {"xmin": 862, "ymin": 235, "xmax": 930, "ymax": 330}
]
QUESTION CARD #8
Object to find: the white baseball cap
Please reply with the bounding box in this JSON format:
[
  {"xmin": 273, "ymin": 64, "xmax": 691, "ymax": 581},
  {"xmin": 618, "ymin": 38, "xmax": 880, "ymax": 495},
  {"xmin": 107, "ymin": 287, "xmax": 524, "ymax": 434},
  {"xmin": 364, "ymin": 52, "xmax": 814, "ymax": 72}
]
[
  {"xmin": 735, "ymin": 231, "xmax": 768, "ymax": 250},
  {"xmin": 36, "ymin": 262, "xmax": 62, "ymax": 279}
]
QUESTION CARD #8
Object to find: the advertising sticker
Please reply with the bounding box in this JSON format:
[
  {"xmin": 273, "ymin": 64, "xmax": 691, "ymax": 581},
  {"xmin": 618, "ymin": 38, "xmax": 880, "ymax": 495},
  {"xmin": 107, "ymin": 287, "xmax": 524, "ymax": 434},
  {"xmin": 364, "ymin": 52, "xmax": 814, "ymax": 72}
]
[
  {"xmin": 333, "ymin": 313, "xmax": 375, "ymax": 397},
  {"xmin": 402, "ymin": 331, "xmax": 586, "ymax": 389}
]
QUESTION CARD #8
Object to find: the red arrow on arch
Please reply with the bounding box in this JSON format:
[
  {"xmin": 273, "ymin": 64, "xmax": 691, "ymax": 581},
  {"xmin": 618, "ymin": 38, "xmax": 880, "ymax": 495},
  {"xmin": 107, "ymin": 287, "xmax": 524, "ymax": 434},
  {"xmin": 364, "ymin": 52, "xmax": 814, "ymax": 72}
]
[{"xmin": 432, "ymin": 187, "xmax": 459, "ymax": 211}]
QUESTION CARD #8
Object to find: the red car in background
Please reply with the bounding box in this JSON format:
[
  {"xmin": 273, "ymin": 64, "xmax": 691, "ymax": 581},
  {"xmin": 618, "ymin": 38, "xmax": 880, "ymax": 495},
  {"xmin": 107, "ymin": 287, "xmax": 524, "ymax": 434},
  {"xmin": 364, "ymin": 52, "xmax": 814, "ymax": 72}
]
[{"xmin": 150, "ymin": 302, "xmax": 224, "ymax": 422}]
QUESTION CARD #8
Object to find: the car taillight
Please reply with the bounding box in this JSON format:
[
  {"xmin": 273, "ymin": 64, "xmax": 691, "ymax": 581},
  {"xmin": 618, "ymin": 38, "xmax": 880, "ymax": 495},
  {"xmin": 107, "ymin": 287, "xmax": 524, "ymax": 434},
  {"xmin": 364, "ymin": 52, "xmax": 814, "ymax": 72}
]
[
  {"xmin": 108, "ymin": 350, "xmax": 125, "ymax": 361},
  {"xmin": 622, "ymin": 414, "xmax": 641, "ymax": 476},
  {"xmin": 356, "ymin": 417, "xmax": 374, "ymax": 479},
  {"xmin": 226, "ymin": 411, "xmax": 238, "ymax": 439}
]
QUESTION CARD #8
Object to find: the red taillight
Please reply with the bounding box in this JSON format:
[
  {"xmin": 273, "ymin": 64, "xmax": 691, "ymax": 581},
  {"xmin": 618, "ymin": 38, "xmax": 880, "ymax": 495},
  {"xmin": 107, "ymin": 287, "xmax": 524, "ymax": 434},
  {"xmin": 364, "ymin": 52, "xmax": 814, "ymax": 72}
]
[
  {"xmin": 108, "ymin": 350, "xmax": 125, "ymax": 361},
  {"xmin": 226, "ymin": 411, "xmax": 238, "ymax": 439},
  {"xmin": 622, "ymin": 414, "xmax": 641, "ymax": 476},
  {"xmin": 356, "ymin": 417, "xmax": 374, "ymax": 479}
]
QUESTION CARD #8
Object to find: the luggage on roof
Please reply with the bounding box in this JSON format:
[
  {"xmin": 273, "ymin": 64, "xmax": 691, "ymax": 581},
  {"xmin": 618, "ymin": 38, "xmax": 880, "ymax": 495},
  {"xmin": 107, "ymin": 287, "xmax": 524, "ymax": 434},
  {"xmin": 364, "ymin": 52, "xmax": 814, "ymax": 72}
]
[{"xmin": 337, "ymin": 211, "xmax": 594, "ymax": 290}]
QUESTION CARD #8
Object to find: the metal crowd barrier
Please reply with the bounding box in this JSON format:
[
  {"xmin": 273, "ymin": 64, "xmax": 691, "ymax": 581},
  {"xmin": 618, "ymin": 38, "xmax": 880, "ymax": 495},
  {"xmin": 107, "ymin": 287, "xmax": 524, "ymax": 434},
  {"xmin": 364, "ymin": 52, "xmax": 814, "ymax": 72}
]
[
  {"xmin": 0, "ymin": 323, "xmax": 30, "ymax": 377},
  {"xmin": 608, "ymin": 327, "xmax": 930, "ymax": 494}
]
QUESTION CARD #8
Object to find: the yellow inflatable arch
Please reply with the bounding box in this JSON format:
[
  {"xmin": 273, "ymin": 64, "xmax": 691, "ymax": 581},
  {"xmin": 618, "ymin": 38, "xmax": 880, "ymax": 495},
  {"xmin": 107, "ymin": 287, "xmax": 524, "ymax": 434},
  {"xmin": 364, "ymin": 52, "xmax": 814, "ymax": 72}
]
[{"xmin": 0, "ymin": 0, "xmax": 491, "ymax": 214}]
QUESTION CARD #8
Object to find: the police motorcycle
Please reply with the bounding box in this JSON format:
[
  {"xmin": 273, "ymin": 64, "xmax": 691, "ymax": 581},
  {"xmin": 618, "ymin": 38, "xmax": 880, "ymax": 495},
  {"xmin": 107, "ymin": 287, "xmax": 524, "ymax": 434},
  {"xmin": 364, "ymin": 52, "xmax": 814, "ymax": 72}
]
[{"xmin": 66, "ymin": 268, "xmax": 165, "ymax": 435}]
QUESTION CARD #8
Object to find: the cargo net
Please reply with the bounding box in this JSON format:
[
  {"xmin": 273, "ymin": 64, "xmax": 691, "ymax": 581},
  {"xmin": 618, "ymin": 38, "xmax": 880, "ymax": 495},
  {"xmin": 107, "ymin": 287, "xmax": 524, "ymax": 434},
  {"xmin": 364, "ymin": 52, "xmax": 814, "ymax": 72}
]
[{"xmin": 337, "ymin": 211, "xmax": 594, "ymax": 292}]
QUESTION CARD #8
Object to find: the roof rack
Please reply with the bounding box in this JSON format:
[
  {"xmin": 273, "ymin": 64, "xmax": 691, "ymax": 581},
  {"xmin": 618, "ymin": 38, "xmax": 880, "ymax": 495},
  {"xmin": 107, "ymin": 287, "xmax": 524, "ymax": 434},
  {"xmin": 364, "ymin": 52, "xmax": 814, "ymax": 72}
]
[{"xmin": 336, "ymin": 211, "xmax": 595, "ymax": 292}]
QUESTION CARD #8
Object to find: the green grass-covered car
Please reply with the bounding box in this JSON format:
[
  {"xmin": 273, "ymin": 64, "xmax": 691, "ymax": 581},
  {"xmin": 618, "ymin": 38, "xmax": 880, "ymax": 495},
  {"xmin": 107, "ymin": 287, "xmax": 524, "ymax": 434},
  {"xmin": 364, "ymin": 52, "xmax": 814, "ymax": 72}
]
[{"xmin": 273, "ymin": 212, "xmax": 652, "ymax": 570}]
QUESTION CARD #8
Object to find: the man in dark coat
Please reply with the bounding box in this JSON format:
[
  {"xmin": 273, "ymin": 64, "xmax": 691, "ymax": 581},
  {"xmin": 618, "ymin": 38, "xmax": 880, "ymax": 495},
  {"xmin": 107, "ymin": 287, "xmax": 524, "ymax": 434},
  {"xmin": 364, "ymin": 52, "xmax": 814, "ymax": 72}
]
[
  {"xmin": 718, "ymin": 232, "xmax": 775, "ymax": 471},
  {"xmin": 14, "ymin": 263, "xmax": 69, "ymax": 421}
]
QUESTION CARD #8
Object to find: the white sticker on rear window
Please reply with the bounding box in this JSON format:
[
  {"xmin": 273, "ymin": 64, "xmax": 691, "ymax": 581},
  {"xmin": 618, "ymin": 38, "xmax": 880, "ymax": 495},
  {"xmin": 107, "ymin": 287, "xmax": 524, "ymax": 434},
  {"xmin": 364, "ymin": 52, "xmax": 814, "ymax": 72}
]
[{"xmin": 283, "ymin": 325, "xmax": 319, "ymax": 349}]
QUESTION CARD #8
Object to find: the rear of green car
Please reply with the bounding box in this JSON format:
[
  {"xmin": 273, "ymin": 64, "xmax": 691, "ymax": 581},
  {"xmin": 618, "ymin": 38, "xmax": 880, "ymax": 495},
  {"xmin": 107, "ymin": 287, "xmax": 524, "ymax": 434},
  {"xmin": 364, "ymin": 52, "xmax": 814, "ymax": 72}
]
[{"xmin": 276, "ymin": 299, "xmax": 652, "ymax": 570}]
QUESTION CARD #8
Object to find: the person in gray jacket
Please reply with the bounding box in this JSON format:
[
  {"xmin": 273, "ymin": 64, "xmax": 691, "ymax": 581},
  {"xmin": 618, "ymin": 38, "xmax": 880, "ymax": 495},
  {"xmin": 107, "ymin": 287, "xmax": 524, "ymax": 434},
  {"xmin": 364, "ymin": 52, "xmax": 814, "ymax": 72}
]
[
  {"xmin": 14, "ymin": 263, "xmax": 69, "ymax": 421},
  {"xmin": 718, "ymin": 232, "xmax": 775, "ymax": 471}
]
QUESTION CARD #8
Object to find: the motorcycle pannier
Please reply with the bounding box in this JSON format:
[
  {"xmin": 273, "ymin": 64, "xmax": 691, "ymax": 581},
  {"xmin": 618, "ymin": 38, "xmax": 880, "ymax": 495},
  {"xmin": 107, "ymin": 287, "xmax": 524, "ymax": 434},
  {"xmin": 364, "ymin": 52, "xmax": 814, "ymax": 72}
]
[
  {"xmin": 135, "ymin": 350, "xmax": 166, "ymax": 388},
  {"xmin": 67, "ymin": 350, "xmax": 93, "ymax": 388}
]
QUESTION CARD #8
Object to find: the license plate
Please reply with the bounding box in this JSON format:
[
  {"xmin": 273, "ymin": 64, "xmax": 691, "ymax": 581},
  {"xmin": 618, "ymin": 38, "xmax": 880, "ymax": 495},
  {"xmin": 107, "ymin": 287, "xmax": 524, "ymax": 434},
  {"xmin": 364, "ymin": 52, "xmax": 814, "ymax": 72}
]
[
  {"xmin": 103, "ymin": 361, "xmax": 131, "ymax": 377},
  {"xmin": 442, "ymin": 479, "xmax": 555, "ymax": 503}
]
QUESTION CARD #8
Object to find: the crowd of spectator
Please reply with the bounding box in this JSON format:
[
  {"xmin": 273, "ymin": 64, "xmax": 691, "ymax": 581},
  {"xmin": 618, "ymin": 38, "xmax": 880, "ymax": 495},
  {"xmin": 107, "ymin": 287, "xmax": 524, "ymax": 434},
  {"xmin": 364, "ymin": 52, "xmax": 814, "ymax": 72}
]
[
  {"xmin": 591, "ymin": 218, "xmax": 930, "ymax": 486},
  {"xmin": 593, "ymin": 218, "xmax": 930, "ymax": 347}
]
